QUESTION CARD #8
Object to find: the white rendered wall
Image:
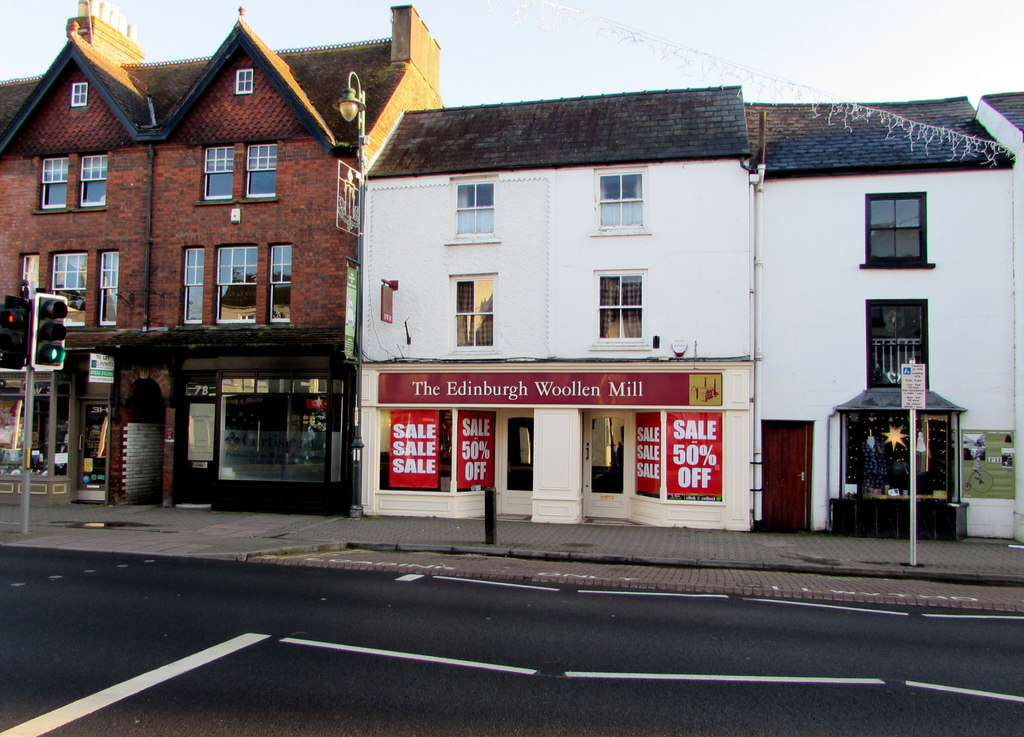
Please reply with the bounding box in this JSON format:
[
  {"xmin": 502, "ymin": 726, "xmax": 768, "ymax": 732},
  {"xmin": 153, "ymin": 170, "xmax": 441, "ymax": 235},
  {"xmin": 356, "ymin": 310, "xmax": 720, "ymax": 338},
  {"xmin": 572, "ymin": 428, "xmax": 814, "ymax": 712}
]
[{"xmin": 759, "ymin": 168, "xmax": 1015, "ymax": 534}]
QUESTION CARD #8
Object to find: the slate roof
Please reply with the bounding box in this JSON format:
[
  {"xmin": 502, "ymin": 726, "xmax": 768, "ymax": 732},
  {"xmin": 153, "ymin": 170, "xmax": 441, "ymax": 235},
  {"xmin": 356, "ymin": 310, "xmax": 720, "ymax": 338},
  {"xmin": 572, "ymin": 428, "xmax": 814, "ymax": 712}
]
[
  {"xmin": 981, "ymin": 91, "xmax": 1024, "ymax": 132},
  {"xmin": 370, "ymin": 87, "xmax": 751, "ymax": 177},
  {"xmin": 0, "ymin": 19, "xmax": 401, "ymax": 152},
  {"xmin": 745, "ymin": 97, "xmax": 1011, "ymax": 176}
]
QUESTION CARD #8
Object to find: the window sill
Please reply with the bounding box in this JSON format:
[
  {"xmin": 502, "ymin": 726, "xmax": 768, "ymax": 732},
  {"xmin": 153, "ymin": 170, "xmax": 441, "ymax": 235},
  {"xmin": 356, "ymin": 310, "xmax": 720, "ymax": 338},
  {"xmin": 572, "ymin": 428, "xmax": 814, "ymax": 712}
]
[
  {"xmin": 31, "ymin": 206, "xmax": 107, "ymax": 215},
  {"xmin": 449, "ymin": 349, "xmax": 501, "ymax": 358},
  {"xmin": 194, "ymin": 197, "xmax": 279, "ymax": 207},
  {"xmin": 860, "ymin": 262, "xmax": 935, "ymax": 270},
  {"xmin": 589, "ymin": 228, "xmax": 652, "ymax": 238},
  {"xmin": 445, "ymin": 235, "xmax": 501, "ymax": 246},
  {"xmin": 588, "ymin": 342, "xmax": 650, "ymax": 352}
]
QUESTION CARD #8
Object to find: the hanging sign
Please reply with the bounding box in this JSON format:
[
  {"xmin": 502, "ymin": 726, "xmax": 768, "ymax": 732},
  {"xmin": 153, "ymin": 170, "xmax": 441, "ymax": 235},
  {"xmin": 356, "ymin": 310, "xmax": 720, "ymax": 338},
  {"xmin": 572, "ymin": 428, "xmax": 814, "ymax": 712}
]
[
  {"xmin": 389, "ymin": 409, "xmax": 439, "ymax": 488},
  {"xmin": 635, "ymin": 411, "xmax": 662, "ymax": 496},
  {"xmin": 456, "ymin": 410, "xmax": 495, "ymax": 490},
  {"xmin": 345, "ymin": 266, "xmax": 359, "ymax": 360},
  {"xmin": 666, "ymin": 411, "xmax": 723, "ymax": 501}
]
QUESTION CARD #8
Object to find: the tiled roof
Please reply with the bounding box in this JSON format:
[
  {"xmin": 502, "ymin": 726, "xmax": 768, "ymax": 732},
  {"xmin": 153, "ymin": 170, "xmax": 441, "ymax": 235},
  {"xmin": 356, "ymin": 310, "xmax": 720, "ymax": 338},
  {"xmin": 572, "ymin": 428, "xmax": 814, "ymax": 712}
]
[
  {"xmin": 745, "ymin": 97, "xmax": 1010, "ymax": 175},
  {"xmin": 370, "ymin": 87, "xmax": 750, "ymax": 177},
  {"xmin": 0, "ymin": 77, "xmax": 38, "ymax": 141},
  {"xmin": 981, "ymin": 91, "xmax": 1024, "ymax": 132}
]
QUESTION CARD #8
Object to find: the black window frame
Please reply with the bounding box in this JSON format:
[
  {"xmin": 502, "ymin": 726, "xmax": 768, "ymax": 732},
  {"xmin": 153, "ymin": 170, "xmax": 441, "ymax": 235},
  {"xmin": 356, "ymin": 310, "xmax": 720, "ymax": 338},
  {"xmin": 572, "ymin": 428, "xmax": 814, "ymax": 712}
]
[
  {"xmin": 866, "ymin": 299, "xmax": 928, "ymax": 388},
  {"xmin": 863, "ymin": 193, "xmax": 932, "ymax": 269}
]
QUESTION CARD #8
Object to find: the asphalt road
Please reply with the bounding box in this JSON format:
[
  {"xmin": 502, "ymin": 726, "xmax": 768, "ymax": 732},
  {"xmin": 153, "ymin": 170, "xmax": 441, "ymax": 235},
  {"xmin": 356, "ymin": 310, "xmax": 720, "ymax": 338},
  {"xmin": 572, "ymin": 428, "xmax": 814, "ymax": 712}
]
[{"xmin": 1, "ymin": 548, "xmax": 1022, "ymax": 736}]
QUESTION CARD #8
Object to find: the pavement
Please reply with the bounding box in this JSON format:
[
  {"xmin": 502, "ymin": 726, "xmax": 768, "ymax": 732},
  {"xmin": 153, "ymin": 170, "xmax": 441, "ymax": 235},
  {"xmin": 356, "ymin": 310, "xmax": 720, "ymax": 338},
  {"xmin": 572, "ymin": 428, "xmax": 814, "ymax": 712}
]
[{"xmin": 2, "ymin": 501, "xmax": 1023, "ymax": 588}]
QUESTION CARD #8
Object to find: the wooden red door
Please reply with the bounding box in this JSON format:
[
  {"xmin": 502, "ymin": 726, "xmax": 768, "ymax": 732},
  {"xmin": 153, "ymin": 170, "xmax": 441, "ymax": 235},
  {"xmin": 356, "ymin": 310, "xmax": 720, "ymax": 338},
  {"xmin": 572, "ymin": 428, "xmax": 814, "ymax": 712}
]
[{"xmin": 761, "ymin": 421, "xmax": 812, "ymax": 532}]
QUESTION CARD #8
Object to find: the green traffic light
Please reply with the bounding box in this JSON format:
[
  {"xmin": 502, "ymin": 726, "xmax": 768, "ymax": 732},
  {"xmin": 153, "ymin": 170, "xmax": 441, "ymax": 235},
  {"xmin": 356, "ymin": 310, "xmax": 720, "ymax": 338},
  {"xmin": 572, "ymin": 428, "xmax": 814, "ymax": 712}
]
[{"xmin": 37, "ymin": 344, "xmax": 65, "ymax": 365}]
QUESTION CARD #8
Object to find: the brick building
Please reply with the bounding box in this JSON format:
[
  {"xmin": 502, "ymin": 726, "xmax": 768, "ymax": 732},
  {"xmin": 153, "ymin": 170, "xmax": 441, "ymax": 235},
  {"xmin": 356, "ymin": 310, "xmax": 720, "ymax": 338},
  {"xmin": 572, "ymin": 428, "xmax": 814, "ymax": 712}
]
[{"xmin": 0, "ymin": 3, "xmax": 441, "ymax": 513}]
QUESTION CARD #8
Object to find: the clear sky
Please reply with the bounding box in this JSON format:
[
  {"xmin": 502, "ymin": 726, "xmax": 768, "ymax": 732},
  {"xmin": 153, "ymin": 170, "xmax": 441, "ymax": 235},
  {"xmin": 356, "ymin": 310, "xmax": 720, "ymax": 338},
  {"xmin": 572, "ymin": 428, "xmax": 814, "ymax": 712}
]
[{"xmin": 1, "ymin": 0, "xmax": 1020, "ymax": 109}]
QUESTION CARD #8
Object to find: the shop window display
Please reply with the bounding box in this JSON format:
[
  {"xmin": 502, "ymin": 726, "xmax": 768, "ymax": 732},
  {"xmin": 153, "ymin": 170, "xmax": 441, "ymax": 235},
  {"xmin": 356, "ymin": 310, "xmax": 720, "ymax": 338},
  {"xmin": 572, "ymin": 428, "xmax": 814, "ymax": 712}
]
[
  {"xmin": 378, "ymin": 409, "xmax": 453, "ymax": 491},
  {"xmin": 0, "ymin": 375, "xmax": 70, "ymax": 476},
  {"xmin": 843, "ymin": 412, "xmax": 952, "ymax": 501}
]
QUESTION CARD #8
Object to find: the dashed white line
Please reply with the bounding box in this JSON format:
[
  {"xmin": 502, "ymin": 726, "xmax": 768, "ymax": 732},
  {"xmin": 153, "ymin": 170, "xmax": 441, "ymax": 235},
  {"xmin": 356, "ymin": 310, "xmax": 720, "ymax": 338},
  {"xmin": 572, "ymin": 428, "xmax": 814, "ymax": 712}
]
[
  {"xmin": 396, "ymin": 573, "xmax": 424, "ymax": 582},
  {"xmin": 281, "ymin": 637, "xmax": 538, "ymax": 675},
  {"xmin": 434, "ymin": 575, "xmax": 559, "ymax": 591},
  {"xmin": 747, "ymin": 598, "xmax": 908, "ymax": 616},
  {"xmin": 0, "ymin": 633, "xmax": 270, "ymax": 737},
  {"xmin": 907, "ymin": 681, "xmax": 1024, "ymax": 703},
  {"xmin": 565, "ymin": 672, "xmax": 885, "ymax": 684},
  {"xmin": 922, "ymin": 613, "xmax": 1024, "ymax": 620}
]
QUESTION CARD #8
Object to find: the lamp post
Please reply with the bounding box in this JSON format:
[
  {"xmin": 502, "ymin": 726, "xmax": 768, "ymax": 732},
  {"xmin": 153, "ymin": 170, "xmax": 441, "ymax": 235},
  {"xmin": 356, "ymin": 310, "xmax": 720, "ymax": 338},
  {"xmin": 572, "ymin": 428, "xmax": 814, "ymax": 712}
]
[{"xmin": 338, "ymin": 71, "xmax": 366, "ymax": 518}]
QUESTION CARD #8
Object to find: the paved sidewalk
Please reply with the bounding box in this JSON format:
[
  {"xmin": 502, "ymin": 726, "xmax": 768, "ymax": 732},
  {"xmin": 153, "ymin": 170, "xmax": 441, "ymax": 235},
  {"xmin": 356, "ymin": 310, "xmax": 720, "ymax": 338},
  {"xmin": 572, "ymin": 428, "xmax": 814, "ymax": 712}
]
[{"xmin": 1, "ymin": 502, "xmax": 1023, "ymax": 585}]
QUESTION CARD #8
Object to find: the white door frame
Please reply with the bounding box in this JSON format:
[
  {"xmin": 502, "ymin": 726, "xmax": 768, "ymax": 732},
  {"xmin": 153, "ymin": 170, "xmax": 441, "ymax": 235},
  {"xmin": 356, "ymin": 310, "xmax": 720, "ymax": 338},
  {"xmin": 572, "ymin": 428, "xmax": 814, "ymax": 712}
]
[{"xmin": 582, "ymin": 410, "xmax": 632, "ymax": 520}]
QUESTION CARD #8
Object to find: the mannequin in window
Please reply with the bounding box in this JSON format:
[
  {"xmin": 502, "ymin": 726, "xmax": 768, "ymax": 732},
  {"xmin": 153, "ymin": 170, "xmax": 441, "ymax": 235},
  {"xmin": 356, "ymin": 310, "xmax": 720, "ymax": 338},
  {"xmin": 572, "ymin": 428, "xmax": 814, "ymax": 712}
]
[{"xmin": 862, "ymin": 435, "xmax": 887, "ymax": 494}]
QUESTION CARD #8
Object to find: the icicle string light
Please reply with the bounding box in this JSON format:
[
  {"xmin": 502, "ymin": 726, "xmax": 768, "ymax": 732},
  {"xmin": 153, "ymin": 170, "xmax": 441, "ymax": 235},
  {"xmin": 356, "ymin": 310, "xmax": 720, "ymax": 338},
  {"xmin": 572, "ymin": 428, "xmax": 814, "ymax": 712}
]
[{"xmin": 501, "ymin": 0, "xmax": 1018, "ymax": 164}]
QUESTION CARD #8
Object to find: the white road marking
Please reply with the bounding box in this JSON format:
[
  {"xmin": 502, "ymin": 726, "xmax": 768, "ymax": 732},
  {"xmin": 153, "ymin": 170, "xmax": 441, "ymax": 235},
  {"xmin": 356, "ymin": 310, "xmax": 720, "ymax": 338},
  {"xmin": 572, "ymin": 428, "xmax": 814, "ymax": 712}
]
[
  {"xmin": 281, "ymin": 637, "xmax": 538, "ymax": 675},
  {"xmin": 0, "ymin": 633, "xmax": 270, "ymax": 737},
  {"xmin": 565, "ymin": 672, "xmax": 885, "ymax": 684},
  {"xmin": 579, "ymin": 590, "xmax": 728, "ymax": 599},
  {"xmin": 747, "ymin": 598, "xmax": 908, "ymax": 616},
  {"xmin": 396, "ymin": 573, "xmax": 424, "ymax": 582},
  {"xmin": 434, "ymin": 575, "xmax": 559, "ymax": 591},
  {"xmin": 907, "ymin": 681, "xmax": 1024, "ymax": 703},
  {"xmin": 922, "ymin": 613, "xmax": 1024, "ymax": 620}
]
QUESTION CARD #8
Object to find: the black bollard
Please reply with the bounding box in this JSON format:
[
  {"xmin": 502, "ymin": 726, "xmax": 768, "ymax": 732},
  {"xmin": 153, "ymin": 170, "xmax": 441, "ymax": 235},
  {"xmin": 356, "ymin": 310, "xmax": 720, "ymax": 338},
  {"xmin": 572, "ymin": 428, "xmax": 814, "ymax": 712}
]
[{"xmin": 484, "ymin": 486, "xmax": 496, "ymax": 544}]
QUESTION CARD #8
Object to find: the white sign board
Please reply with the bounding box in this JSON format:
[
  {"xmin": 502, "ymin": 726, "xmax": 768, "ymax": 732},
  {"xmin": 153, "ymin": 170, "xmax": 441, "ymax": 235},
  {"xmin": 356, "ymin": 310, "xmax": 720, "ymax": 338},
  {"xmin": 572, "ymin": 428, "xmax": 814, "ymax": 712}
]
[
  {"xmin": 900, "ymin": 363, "xmax": 926, "ymax": 410},
  {"xmin": 88, "ymin": 353, "xmax": 114, "ymax": 384}
]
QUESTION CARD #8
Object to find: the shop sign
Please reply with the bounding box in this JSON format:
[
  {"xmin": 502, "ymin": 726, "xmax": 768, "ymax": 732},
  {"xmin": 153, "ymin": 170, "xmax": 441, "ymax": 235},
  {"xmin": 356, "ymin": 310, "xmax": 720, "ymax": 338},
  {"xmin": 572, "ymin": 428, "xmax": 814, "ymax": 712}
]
[
  {"xmin": 961, "ymin": 430, "xmax": 1014, "ymax": 500},
  {"xmin": 635, "ymin": 411, "xmax": 661, "ymax": 494},
  {"xmin": 389, "ymin": 409, "xmax": 439, "ymax": 488},
  {"xmin": 379, "ymin": 372, "xmax": 723, "ymax": 407},
  {"xmin": 666, "ymin": 411, "xmax": 723, "ymax": 501},
  {"xmin": 456, "ymin": 410, "xmax": 495, "ymax": 490},
  {"xmin": 88, "ymin": 353, "xmax": 114, "ymax": 384}
]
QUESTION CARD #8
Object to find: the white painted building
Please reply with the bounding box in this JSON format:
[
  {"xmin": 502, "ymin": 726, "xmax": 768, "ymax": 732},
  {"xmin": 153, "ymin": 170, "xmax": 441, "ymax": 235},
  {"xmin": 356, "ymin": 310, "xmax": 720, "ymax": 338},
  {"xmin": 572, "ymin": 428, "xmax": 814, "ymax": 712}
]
[
  {"xmin": 360, "ymin": 89, "xmax": 757, "ymax": 529},
  {"xmin": 750, "ymin": 99, "xmax": 1016, "ymax": 539}
]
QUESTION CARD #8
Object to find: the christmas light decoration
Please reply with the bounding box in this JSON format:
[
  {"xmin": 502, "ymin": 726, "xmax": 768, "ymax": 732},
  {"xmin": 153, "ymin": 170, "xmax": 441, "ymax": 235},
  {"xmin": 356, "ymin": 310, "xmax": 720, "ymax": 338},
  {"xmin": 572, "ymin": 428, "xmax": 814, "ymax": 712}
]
[{"xmin": 504, "ymin": 0, "xmax": 1018, "ymax": 165}]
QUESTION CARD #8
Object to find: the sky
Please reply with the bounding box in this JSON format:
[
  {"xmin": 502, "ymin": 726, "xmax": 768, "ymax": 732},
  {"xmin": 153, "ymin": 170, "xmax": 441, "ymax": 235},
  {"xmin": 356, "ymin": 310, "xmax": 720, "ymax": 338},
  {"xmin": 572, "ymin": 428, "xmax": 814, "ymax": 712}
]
[{"xmin": 1, "ymin": 0, "xmax": 1021, "ymax": 109}]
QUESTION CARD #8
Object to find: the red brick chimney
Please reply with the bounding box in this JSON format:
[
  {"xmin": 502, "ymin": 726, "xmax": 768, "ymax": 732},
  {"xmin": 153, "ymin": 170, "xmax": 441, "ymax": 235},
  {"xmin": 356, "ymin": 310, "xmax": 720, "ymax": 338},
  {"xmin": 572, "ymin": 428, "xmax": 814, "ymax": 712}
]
[
  {"xmin": 390, "ymin": 5, "xmax": 440, "ymax": 93},
  {"xmin": 67, "ymin": 1, "xmax": 144, "ymax": 66}
]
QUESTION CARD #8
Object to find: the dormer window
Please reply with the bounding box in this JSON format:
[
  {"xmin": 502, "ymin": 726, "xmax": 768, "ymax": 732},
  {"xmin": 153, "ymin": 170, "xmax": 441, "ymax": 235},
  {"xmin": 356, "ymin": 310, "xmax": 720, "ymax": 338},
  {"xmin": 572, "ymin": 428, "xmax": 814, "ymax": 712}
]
[
  {"xmin": 71, "ymin": 82, "xmax": 88, "ymax": 107},
  {"xmin": 235, "ymin": 69, "xmax": 254, "ymax": 95}
]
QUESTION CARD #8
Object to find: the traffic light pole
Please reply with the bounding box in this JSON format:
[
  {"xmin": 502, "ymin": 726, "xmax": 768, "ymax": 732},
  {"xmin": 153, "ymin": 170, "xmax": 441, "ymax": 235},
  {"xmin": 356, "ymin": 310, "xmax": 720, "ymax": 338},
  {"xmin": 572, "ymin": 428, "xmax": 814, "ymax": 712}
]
[{"xmin": 20, "ymin": 366, "xmax": 34, "ymax": 535}]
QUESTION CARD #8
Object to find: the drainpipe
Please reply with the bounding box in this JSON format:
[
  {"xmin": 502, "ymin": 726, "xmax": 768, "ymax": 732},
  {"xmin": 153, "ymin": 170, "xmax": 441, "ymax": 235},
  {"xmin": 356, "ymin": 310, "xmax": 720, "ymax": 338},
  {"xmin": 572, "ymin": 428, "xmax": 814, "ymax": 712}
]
[{"xmin": 749, "ymin": 112, "xmax": 767, "ymax": 528}]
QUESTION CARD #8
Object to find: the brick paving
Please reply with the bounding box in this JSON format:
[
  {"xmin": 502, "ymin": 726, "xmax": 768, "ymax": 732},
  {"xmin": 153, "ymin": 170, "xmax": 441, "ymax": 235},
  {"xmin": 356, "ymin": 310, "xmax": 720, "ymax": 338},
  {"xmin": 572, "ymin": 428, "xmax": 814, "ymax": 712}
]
[{"xmin": 2, "ymin": 503, "xmax": 1023, "ymax": 610}]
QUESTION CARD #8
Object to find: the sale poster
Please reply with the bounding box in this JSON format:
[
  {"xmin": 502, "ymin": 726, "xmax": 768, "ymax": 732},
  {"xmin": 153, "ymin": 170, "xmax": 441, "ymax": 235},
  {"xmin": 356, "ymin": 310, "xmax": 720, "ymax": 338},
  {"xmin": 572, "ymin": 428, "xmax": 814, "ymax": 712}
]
[
  {"xmin": 635, "ymin": 411, "xmax": 661, "ymax": 497},
  {"xmin": 389, "ymin": 409, "xmax": 440, "ymax": 489},
  {"xmin": 666, "ymin": 412, "xmax": 723, "ymax": 501},
  {"xmin": 457, "ymin": 410, "xmax": 496, "ymax": 490}
]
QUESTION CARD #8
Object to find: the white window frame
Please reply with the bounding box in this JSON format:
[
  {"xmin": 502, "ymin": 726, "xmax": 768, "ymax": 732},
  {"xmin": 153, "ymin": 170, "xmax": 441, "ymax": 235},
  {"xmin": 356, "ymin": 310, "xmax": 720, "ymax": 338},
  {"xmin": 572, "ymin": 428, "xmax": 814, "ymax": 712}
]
[
  {"xmin": 246, "ymin": 144, "xmax": 277, "ymax": 198},
  {"xmin": 204, "ymin": 147, "xmax": 234, "ymax": 200},
  {"xmin": 52, "ymin": 252, "xmax": 88, "ymax": 327},
  {"xmin": 270, "ymin": 245, "xmax": 291, "ymax": 323},
  {"xmin": 22, "ymin": 255, "xmax": 39, "ymax": 295},
  {"xmin": 71, "ymin": 82, "xmax": 88, "ymax": 107},
  {"xmin": 41, "ymin": 157, "xmax": 69, "ymax": 209},
  {"xmin": 235, "ymin": 68, "xmax": 254, "ymax": 95},
  {"xmin": 595, "ymin": 271, "xmax": 645, "ymax": 346},
  {"xmin": 217, "ymin": 246, "xmax": 258, "ymax": 323},
  {"xmin": 183, "ymin": 248, "xmax": 205, "ymax": 324},
  {"xmin": 596, "ymin": 170, "xmax": 646, "ymax": 233},
  {"xmin": 453, "ymin": 276, "xmax": 495, "ymax": 352},
  {"xmin": 454, "ymin": 180, "xmax": 496, "ymax": 237},
  {"xmin": 99, "ymin": 252, "xmax": 119, "ymax": 326},
  {"xmin": 80, "ymin": 154, "xmax": 108, "ymax": 207}
]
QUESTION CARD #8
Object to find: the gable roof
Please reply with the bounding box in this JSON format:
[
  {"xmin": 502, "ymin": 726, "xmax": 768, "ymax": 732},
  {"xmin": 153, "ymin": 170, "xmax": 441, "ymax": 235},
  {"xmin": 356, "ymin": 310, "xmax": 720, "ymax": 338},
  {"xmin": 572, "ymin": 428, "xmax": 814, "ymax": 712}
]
[
  {"xmin": 746, "ymin": 97, "xmax": 1011, "ymax": 176},
  {"xmin": 0, "ymin": 16, "xmax": 406, "ymax": 155},
  {"xmin": 980, "ymin": 91, "xmax": 1024, "ymax": 132},
  {"xmin": 370, "ymin": 87, "xmax": 751, "ymax": 178}
]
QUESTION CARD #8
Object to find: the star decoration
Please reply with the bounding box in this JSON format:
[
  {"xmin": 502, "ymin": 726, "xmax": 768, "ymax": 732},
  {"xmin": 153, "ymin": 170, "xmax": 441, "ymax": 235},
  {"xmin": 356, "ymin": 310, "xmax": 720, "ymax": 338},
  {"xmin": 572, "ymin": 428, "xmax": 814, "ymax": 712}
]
[{"xmin": 883, "ymin": 424, "xmax": 908, "ymax": 448}]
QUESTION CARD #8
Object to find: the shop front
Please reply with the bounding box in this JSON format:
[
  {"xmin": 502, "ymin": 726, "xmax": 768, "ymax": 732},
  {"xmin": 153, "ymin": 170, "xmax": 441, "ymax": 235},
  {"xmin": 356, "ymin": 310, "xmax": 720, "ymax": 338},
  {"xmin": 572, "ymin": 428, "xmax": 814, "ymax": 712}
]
[
  {"xmin": 830, "ymin": 389, "xmax": 967, "ymax": 540},
  {"xmin": 362, "ymin": 363, "xmax": 753, "ymax": 529}
]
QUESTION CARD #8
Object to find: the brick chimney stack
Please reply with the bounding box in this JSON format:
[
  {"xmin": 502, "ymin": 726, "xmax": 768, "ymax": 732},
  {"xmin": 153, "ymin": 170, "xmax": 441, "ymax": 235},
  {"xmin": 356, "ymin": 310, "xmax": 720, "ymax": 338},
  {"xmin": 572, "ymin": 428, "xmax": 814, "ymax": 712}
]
[
  {"xmin": 390, "ymin": 5, "xmax": 440, "ymax": 94},
  {"xmin": 67, "ymin": 0, "xmax": 144, "ymax": 66}
]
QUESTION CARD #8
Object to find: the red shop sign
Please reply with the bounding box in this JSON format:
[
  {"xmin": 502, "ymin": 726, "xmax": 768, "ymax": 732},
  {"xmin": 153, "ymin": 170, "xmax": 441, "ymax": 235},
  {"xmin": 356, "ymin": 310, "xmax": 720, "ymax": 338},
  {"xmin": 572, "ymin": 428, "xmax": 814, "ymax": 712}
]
[
  {"xmin": 456, "ymin": 410, "xmax": 495, "ymax": 490},
  {"xmin": 634, "ymin": 411, "xmax": 662, "ymax": 495},
  {"xmin": 389, "ymin": 409, "xmax": 440, "ymax": 489},
  {"xmin": 666, "ymin": 412, "xmax": 723, "ymax": 502}
]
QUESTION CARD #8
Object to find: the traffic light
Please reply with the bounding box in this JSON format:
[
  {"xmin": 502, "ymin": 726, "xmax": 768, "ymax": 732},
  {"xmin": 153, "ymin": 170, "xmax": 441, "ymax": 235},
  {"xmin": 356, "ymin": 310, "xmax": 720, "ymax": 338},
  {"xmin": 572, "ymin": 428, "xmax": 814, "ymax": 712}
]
[
  {"xmin": 30, "ymin": 293, "xmax": 68, "ymax": 371},
  {"xmin": 0, "ymin": 296, "xmax": 31, "ymax": 370}
]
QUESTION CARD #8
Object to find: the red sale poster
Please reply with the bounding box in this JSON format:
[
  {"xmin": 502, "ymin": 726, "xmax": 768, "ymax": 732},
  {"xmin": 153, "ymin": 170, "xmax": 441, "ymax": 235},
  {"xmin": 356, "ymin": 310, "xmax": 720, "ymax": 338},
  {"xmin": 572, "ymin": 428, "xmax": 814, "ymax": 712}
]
[
  {"xmin": 389, "ymin": 409, "xmax": 440, "ymax": 489},
  {"xmin": 666, "ymin": 412, "xmax": 723, "ymax": 501},
  {"xmin": 457, "ymin": 410, "xmax": 496, "ymax": 490},
  {"xmin": 635, "ymin": 411, "xmax": 661, "ymax": 497}
]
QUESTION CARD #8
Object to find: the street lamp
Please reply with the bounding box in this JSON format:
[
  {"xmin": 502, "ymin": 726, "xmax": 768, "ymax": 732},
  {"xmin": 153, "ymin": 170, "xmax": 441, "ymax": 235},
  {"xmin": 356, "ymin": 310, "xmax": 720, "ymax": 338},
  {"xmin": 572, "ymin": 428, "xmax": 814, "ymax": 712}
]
[{"xmin": 337, "ymin": 71, "xmax": 366, "ymax": 518}]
